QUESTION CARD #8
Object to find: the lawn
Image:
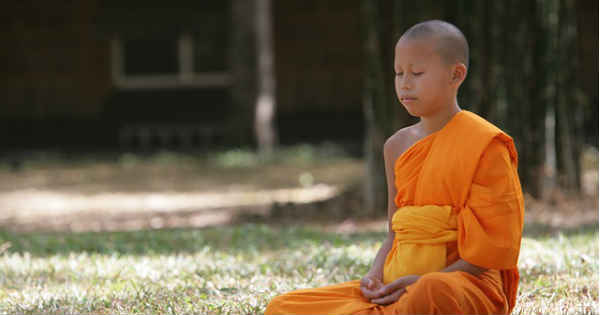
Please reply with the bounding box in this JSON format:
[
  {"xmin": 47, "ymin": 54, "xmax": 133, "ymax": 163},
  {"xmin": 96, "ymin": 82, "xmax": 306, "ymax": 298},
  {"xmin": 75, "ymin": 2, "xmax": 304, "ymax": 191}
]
[
  {"xmin": 0, "ymin": 145, "xmax": 597, "ymax": 314},
  {"xmin": 0, "ymin": 223, "xmax": 597, "ymax": 314}
]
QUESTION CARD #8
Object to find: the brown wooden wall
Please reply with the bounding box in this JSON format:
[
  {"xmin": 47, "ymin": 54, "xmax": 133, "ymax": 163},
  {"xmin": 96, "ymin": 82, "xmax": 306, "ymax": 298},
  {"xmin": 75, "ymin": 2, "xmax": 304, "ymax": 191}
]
[
  {"xmin": 274, "ymin": 0, "xmax": 363, "ymax": 115},
  {"xmin": 2, "ymin": 1, "xmax": 364, "ymax": 118},
  {"xmin": 1, "ymin": 0, "xmax": 365, "ymax": 148},
  {"xmin": 2, "ymin": 1, "xmax": 111, "ymax": 119}
]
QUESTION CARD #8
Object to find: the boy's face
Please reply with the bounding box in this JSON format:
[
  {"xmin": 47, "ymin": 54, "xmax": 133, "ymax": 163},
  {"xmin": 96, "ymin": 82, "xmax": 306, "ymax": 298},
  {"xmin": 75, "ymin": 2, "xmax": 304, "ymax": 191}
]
[{"xmin": 394, "ymin": 38, "xmax": 456, "ymax": 118}]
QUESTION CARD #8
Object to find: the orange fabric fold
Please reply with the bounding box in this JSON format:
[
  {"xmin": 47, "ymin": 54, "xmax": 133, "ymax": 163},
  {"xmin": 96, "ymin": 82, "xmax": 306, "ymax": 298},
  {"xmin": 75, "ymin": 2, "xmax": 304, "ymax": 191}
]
[
  {"xmin": 383, "ymin": 205, "xmax": 457, "ymax": 284},
  {"xmin": 264, "ymin": 110, "xmax": 524, "ymax": 315}
]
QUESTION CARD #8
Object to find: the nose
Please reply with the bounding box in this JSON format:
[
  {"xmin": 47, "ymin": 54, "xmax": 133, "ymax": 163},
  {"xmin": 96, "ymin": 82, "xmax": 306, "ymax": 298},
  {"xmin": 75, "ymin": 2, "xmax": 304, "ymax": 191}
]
[{"xmin": 398, "ymin": 74, "xmax": 412, "ymax": 90}]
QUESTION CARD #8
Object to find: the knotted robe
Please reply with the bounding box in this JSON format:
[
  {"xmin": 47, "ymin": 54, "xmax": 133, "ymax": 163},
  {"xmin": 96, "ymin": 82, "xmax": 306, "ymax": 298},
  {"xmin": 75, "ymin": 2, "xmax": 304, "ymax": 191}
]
[{"xmin": 264, "ymin": 110, "xmax": 524, "ymax": 314}]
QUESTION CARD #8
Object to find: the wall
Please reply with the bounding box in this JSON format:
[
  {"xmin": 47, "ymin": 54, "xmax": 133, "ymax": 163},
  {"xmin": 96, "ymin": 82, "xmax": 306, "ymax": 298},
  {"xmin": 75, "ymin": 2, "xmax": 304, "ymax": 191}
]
[
  {"xmin": 273, "ymin": 0, "xmax": 364, "ymax": 144},
  {"xmin": 1, "ymin": 0, "xmax": 365, "ymax": 149},
  {"xmin": 2, "ymin": 1, "xmax": 111, "ymax": 119}
]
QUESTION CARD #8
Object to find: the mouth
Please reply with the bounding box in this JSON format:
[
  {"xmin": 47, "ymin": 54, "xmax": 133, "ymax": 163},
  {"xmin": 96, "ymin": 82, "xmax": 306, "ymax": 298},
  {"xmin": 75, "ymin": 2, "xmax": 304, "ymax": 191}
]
[{"xmin": 400, "ymin": 97, "xmax": 418, "ymax": 103}]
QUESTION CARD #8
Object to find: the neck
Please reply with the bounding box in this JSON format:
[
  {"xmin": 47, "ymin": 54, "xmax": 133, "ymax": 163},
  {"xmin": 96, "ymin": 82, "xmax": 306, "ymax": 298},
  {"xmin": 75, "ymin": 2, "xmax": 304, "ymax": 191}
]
[{"xmin": 419, "ymin": 99, "xmax": 461, "ymax": 135}]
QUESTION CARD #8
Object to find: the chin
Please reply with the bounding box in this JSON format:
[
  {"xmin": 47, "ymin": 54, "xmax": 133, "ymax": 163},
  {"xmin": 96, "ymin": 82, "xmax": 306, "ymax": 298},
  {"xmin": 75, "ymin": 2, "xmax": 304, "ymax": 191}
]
[
  {"xmin": 406, "ymin": 111, "xmax": 422, "ymax": 118},
  {"xmin": 402, "ymin": 104, "xmax": 424, "ymax": 118}
]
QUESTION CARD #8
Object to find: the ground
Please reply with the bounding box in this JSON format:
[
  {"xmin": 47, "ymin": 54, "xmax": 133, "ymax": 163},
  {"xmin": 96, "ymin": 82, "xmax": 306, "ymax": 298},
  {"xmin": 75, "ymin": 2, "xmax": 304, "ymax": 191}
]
[{"xmin": 0, "ymin": 144, "xmax": 597, "ymax": 314}]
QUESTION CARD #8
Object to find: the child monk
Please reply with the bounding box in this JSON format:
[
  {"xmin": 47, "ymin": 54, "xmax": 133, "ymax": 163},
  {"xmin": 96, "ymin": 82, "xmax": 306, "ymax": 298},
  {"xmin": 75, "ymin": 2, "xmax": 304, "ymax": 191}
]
[{"xmin": 264, "ymin": 20, "xmax": 524, "ymax": 315}]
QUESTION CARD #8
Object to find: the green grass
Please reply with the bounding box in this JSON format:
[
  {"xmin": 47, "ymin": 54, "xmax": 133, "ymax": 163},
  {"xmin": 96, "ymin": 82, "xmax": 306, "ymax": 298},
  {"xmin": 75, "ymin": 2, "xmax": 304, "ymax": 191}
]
[
  {"xmin": 0, "ymin": 142, "xmax": 355, "ymax": 172},
  {"xmin": 0, "ymin": 224, "xmax": 597, "ymax": 314}
]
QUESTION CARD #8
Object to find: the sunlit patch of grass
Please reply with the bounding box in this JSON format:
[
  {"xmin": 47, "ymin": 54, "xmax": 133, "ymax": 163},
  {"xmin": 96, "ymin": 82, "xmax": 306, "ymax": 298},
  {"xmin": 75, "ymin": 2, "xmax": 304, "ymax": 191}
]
[
  {"xmin": 0, "ymin": 224, "xmax": 596, "ymax": 314},
  {"xmin": 0, "ymin": 143, "xmax": 355, "ymax": 173},
  {"xmin": 0, "ymin": 143, "xmax": 363, "ymax": 197},
  {"xmin": 210, "ymin": 148, "xmax": 261, "ymax": 168},
  {"xmin": 0, "ymin": 225, "xmax": 380, "ymax": 314},
  {"xmin": 514, "ymin": 230, "xmax": 599, "ymax": 315},
  {"xmin": 209, "ymin": 142, "xmax": 354, "ymax": 169}
]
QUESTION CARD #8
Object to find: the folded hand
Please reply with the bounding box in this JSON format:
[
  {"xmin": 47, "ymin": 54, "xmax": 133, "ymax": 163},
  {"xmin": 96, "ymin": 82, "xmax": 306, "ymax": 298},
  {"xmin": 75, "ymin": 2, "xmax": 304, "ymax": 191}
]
[
  {"xmin": 370, "ymin": 275, "xmax": 420, "ymax": 305},
  {"xmin": 359, "ymin": 274, "xmax": 384, "ymax": 300}
]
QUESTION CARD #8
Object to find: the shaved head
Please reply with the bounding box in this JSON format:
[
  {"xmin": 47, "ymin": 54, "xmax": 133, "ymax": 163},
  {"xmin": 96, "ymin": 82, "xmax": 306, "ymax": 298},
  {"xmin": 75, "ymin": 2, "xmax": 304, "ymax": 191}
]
[{"xmin": 399, "ymin": 20, "xmax": 469, "ymax": 69}]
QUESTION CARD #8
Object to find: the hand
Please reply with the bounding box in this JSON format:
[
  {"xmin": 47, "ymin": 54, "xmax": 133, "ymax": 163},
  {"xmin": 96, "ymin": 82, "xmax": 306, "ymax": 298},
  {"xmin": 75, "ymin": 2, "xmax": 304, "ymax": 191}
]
[
  {"xmin": 370, "ymin": 275, "xmax": 420, "ymax": 305},
  {"xmin": 360, "ymin": 273, "xmax": 384, "ymax": 300}
]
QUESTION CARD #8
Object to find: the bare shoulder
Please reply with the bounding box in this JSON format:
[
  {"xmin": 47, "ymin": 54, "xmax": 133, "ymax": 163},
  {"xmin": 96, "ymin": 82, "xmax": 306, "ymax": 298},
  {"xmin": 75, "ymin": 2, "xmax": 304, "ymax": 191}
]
[{"xmin": 383, "ymin": 124, "xmax": 420, "ymax": 162}]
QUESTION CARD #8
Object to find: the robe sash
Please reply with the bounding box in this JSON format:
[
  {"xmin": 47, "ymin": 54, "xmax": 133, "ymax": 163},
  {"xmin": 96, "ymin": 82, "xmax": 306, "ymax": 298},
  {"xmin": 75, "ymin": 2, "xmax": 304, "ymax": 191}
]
[{"xmin": 383, "ymin": 205, "xmax": 457, "ymax": 284}]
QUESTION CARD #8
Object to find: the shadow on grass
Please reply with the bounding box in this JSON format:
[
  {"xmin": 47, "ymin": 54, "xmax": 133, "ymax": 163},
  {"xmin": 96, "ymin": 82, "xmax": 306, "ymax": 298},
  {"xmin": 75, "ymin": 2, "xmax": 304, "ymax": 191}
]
[
  {"xmin": 523, "ymin": 222, "xmax": 599, "ymax": 238},
  {"xmin": 1, "ymin": 218, "xmax": 596, "ymax": 258},
  {"xmin": 0, "ymin": 222, "xmax": 386, "ymax": 258}
]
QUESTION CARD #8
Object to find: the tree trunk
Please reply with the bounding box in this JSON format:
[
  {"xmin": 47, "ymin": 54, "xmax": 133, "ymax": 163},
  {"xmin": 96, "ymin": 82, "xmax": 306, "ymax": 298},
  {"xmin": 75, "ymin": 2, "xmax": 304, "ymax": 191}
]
[
  {"xmin": 362, "ymin": 0, "xmax": 389, "ymax": 216},
  {"xmin": 362, "ymin": 0, "xmax": 414, "ymax": 216},
  {"xmin": 554, "ymin": 0, "xmax": 580, "ymax": 192},
  {"xmin": 565, "ymin": 0, "xmax": 584, "ymax": 191},
  {"xmin": 478, "ymin": 0, "xmax": 496, "ymax": 121},
  {"xmin": 254, "ymin": 0, "xmax": 277, "ymax": 157},
  {"xmin": 502, "ymin": 0, "xmax": 527, "ymax": 190},
  {"xmin": 523, "ymin": 0, "xmax": 548, "ymax": 198},
  {"xmin": 230, "ymin": 0, "xmax": 256, "ymax": 146},
  {"xmin": 575, "ymin": 0, "xmax": 599, "ymax": 147},
  {"xmin": 501, "ymin": 0, "xmax": 547, "ymax": 198},
  {"xmin": 458, "ymin": 0, "xmax": 478, "ymax": 112}
]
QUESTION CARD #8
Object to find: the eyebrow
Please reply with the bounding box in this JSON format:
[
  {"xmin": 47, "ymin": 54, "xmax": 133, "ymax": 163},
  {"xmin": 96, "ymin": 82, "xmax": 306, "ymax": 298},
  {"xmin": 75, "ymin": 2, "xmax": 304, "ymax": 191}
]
[{"xmin": 394, "ymin": 63, "xmax": 420, "ymax": 69}]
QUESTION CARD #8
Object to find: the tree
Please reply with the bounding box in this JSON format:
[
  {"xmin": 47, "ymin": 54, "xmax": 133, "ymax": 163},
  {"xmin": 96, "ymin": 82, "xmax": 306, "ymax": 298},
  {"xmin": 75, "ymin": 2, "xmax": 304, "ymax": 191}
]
[
  {"xmin": 230, "ymin": 0, "xmax": 256, "ymax": 147},
  {"xmin": 554, "ymin": 0, "xmax": 581, "ymax": 192},
  {"xmin": 523, "ymin": 0, "xmax": 550, "ymax": 198},
  {"xmin": 361, "ymin": 0, "xmax": 416, "ymax": 215},
  {"xmin": 254, "ymin": 0, "xmax": 278, "ymax": 157},
  {"xmin": 575, "ymin": 0, "xmax": 599, "ymax": 147},
  {"xmin": 360, "ymin": 0, "xmax": 593, "ymax": 210}
]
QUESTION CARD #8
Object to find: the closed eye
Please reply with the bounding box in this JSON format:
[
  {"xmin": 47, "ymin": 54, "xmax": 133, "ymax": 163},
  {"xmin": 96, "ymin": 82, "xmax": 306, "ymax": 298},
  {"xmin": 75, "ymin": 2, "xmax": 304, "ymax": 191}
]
[{"xmin": 395, "ymin": 72, "xmax": 422, "ymax": 77}]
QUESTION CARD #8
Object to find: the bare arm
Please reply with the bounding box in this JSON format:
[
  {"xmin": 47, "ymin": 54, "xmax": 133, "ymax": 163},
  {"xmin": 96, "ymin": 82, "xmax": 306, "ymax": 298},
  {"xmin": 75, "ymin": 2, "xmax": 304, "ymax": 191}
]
[
  {"xmin": 360, "ymin": 135, "xmax": 406, "ymax": 299},
  {"xmin": 366, "ymin": 138, "xmax": 401, "ymax": 278},
  {"xmin": 366, "ymin": 232, "xmax": 394, "ymax": 278},
  {"xmin": 441, "ymin": 259, "xmax": 488, "ymax": 276}
]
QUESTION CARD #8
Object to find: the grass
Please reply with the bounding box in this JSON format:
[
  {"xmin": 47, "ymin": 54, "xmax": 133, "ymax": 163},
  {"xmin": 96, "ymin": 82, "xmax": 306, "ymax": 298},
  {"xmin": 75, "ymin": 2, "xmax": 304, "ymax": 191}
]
[
  {"xmin": 515, "ymin": 226, "xmax": 599, "ymax": 314},
  {"xmin": 0, "ymin": 143, "xmax": 363, "ymax": 194},
  {"xmin": 0, "ymin": 142, "xmax": 355, "ymax": 172},
  {"xmin": 0, "ymin": 144, "xmax": 596, "ymax": 313},
  {"xmin": 0, "ymin": 223, "xmax": 597, "ymax": 314}
]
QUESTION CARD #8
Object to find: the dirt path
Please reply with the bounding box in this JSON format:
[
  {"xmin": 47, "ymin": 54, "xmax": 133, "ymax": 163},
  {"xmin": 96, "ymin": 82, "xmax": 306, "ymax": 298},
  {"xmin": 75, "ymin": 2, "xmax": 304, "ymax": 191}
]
[
  {"xmin": 0, "ymin": 154, "xmax": 365, "ymax": 232},
  {"xmin": 0, "ymin": 151, "xmax": 596, "ymax": 233}
]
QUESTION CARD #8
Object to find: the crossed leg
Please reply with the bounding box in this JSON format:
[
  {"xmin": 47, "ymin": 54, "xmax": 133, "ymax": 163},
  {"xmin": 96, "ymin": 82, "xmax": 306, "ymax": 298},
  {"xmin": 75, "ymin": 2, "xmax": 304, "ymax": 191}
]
[{"xmin": 265, "ymin": 270, "xmax": 507, "ymax": 315}]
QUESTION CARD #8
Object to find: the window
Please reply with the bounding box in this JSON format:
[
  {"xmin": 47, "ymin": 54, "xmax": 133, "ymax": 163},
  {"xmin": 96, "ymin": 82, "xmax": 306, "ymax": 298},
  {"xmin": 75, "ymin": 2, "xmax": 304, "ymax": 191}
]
[
  {"xmin": 111, "ymin": 33, "xmax": 230, "ymax": 90},
  {"xmin": 194, "ymin": 27, "xmax": 229, "ymax": 73},
  {"xmin": 124, "ymin": 39, "xmax": 179, "ymax": 75}
]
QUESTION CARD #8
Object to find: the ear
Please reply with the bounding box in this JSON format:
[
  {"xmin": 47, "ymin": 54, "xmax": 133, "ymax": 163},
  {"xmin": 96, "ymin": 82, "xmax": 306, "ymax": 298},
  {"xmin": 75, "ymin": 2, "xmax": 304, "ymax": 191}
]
[{"xmin": 451, "ymin": 63, "xmax": 467, "ymax": 87}]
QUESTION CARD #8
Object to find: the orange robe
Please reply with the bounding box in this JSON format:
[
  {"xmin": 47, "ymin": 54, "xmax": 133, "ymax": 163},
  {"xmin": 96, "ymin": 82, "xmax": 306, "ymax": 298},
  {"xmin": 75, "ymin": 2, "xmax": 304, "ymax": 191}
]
[{"xmin": 265, "ymin": 110, "xmax": 524, "ymax": 314}]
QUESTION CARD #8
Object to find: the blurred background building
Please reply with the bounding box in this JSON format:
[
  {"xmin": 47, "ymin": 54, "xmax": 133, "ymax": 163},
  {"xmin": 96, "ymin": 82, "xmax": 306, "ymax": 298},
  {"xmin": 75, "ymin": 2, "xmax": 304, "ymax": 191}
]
[
  {"xmin": 2, "ymin": 0, "xmax": 364, "ymax": 152},
  {"xmin": 2, "ymin": 0, "xmax": 597, "ymax": 200}
]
